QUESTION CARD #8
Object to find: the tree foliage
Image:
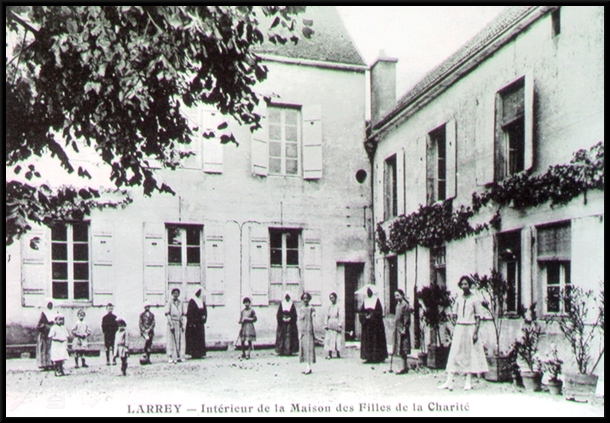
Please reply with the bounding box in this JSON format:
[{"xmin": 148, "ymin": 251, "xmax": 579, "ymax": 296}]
[{"xmin": 6, "ymin": 6, "xmax": 310, "ymax": 245}]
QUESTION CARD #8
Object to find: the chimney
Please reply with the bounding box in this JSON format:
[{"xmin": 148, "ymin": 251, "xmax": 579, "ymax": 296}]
[{"xmin": 370, "ymin": 50, "xmax": 398, "ymax": 127}]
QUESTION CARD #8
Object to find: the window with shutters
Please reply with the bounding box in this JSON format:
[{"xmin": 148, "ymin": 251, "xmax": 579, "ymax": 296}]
[
  {"xmin": 268, "ymin": 106, "xmax": 300, "ymax": 176},
  {"xmin": 51, "ymin": 222, "xmax": 90, "ymax": 301},
  {"xmin": 384, "ymin": 154, "xmax": 397, "ymax": 220},
  {"xmin": 167, "ymin": 224, "xmax": 203, "ymax": 301},
  {"xmin": 497, "ymin": 230, "xmax": 521, "ymax": 314},
  {"xmin": 427, "ymin": 125, "xmax": 447, "ymax": 203},
  {"xmin": 495, "ymin": 77, "xmax": 533, "ymax": 180},
  {"xmin": 537, "ymin": 222, "xmax": 571, "ymax": 314},
  {"xmin": 269, "ymin": 228, "xmax": 301, "ymax": 302}
]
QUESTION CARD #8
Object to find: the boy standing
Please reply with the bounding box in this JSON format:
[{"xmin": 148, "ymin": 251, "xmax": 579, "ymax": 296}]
[
  {"xmin": 101, "ymin": 303, "xmax": 118, "ymax": 365},
  {"xmin": 113, "ymin": 319, "xmax": 129, "ymax": 376},
  {"xmin": 139, "ymin": 301, "xmax": 155, "ymax": 364},
  {"xmin": 71, "ymin": 308, "xmax": 91, "ymax": 368}
]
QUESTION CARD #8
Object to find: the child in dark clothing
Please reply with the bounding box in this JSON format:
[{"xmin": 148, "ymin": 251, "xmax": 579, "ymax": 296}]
[{"xmin": 101, "ymin": 303, "xmax": 118, "ymax": 365}]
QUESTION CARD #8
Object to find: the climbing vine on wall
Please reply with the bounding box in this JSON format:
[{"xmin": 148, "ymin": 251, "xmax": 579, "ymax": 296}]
[{"xmin": 377, "ymin": 141, "xmax": 604, "ymax": 254}]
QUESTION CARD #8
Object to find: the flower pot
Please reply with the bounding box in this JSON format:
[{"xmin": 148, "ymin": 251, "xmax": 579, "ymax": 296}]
[
  {"xmin": 520, "ymin": 370, "xmax": 542, "ymax": 392},
  {"xmin": 563, "ymin": 373, "xmax": 599, "ymax": 402},
  {"xmin": 417, "ymin": 351, "xmax": 428, "ymax": 368},
  {"xmin": 426, "ymin": 345, "xmax": 449, "ymax": 369},
  {"xmin": 544, "ymin": 379, "xmax": 563, "ymax": 395},
  {"xmin": 484, "ymin": 355, "xmax": 513, "ymax": 382}
]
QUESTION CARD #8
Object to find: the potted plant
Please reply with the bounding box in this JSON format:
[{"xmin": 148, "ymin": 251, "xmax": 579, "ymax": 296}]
[
  {"xmin": 554, "ymin": 285, "xmax": 604, "ymax": 402},
  {"xmin": 417, "ymin": 284, "xmax": 452, "ymax": 369},
  {"xmin": 514, "ymin": 303, "xmax": 544, "ymax": 392},
  {"xmin": 542, "ymin": 346, "xmax": 563, "ymax": 395},
  {"xmin": 471, "ymin": 271, "xmax": 514, "ymax": 382}
]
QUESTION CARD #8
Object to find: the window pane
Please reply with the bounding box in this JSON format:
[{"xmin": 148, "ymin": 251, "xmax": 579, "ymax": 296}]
[
  {"xmin": 73, "ymin": 222, "xmax": 88, "ymax": 242},
  {"xmin": 74, "ymin": 263, "xmax": 89, "ymax": 280},
  {"xmin": 52, "ymin": 262, "xmax": 68, "ymax": 280},
  {"xmin": 286, "ymin": 159, "xmax": 298, "ymax": 175},
  {"xmin": 269, "ymin": 158, "xmax": 281, "ymax": 174},
  {"xmin": 168, "ymin": 226, "xmax": 182, "ymax": 245},
  {"xmin": 437, "ymin": 158, "xmax": 446, "ymax": 179},
  {"xmin": 437, "ymin": 181, "xmax": 446, "ymax": 201},
  {"xmin": 52, "ymin": 224, "xmax": 67, "ymax": 241},
  {"xmin": 547, "ymin": 262, "xmax": 560, "ymax": 285},
  {"xmin": 270, "ymin": 248, "xmax": 282, "ymax": 266},
  {"xmin": 547, "ymin": 286, "xmax": 560, "ymax": 313},
  {"xmin": 285, "ymin": 109, "xmax": 298, "ymax": 125},
  {"xmin": 269, "ymin": 141, "xmax": 282, "ymax": 157},
  {"xmin": 52, "ymin": 282, "xmax": 69, "ymax": 299},
  {"xmin": 564, "ymin": 262, "xmax": 571, "ymax": 284},
  {"xmin": 52, "ymin": 243, "xmax": 67, "ymax": 261},
  {"xmin": 506, "ymin": 262, "xmax": 517, "ymax": 313},
  {"xmin": 270, "ymin": 231, "xmax": 282, "ymax": 249},
  {"xmin": 187, "ymin": 247, "xmax": 200, "ymax": 264},
  {"xmin": 502, "ymin": 84, "xmax": 524, "ymax": 123},
  {"xmin": 269, "ymin": 124, "xmax": 281, "ymax": 141},
  {"xmin": 286, "ymin": 231, "xmax": 299, "ymax": 249},
  {"xmin": 73, "ymin": 244, "xmax": 88, "ymax": 261},
  {"xmin": 285, "ymin": 125, "xmax": 298, "ymax": 142},
  {"xmin": 269, "ymin": 108, "xmax": 281, "ymax": 124},
  {"xmin": 168, "ymin": 246, "xmax": 182, "ymax": 263},
  {"xmin": 74, "ymin": 282, "xmax": 89, "ymax": 300},
  {"xmin": 186, "ymin": 227, "xmax": 200, "ymax": 246},
  {"xmin": 286, "ymin": 142, "xmax": 298, "ymax": 158},
  {"xmin": 287, "ymin": 249, "xmax": 299, "ymax": 265}
]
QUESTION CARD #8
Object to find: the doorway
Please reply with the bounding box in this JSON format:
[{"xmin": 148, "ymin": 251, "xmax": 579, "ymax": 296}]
[{"xmin": 342, "ymin": 262, "xmax": 365, "ymax": 341}]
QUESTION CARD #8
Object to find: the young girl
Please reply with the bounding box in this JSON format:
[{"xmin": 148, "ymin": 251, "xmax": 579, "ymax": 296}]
[
  {"xmin": 48, "ymin": 313, "xmax": 69, "ymax": 377},
  {"xmin": 238, "ymin": 297, "xmax": 257, "ymax": 359},
  {"xmin": 71, "ymin": 308, "xmax": 91, "ymax": 368},
  {"xmin": 113, "ymin": 319, "xmax": 129, "ymax": 376},
  {"xmin": 299, "ymin": 292, "xmax": 316, "ymax": 375}
]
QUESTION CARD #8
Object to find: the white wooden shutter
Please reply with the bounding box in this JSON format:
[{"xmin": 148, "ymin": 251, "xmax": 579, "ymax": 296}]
[
  {"xmin": 303, "ymin": 229, "xmax": 322, "ymax": 306},
  {"xmin": 302, "ymin": 104, "xmax": 322, "ymax": 180},
  {"xmin": 249, "ymin": 225, "xmax": 269, "ymax": 305},
  {"xmin": 425, "ymin": 133, "xmax": 434, "ymax": 205},
  {"xmin": 475, "ymin": 234, "xmax": 495, "ymax": 276},
  {"xmin": 396, "ymin": 148, "xmax": 405, "ymax": 215},
  {"xmin": 476, "ymin": 99, "xmax": 495, "ymax": 186},
  {"xmin": 523, "ymin": 71, "xmax": 534, "ymax": 172},
  {"xmin": 446, "ymin": 119, "xmax": 457, "ymax": 199},
  {"xmin": 181, "ymin": 105, "xmax": 203, "ymax": 170},
  {"xmin": 91, "ymin": 220, "xmax": 114, "ymax": 306},
  {"xmin": 251, "ymin": 102, "xmax": 269, "ymax": 176},
  {"xmin": 21, "ymin": 228, "xmax": 49, "ymax": 307},
  {"xmin": 202, "ymin": 109, "xmax": 224, "ymax": 174},
  {"xmin": 143, "ymin": 222, "xmax": 166, "ymax": 306},
  {"xmin": 204, "ymin": 223, "xmax": 225, "ymax": 306}
]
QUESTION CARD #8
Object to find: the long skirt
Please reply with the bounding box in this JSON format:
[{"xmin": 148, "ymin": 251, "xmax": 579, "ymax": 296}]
[
  {"xmin": 324, "ymin": 329, "xmax": 342, "ymax": 353},
  {"xmin": 36, "ymin": 333, "xmax": 52, "ymax": 368},
  {"xmin": 299, "ymin": 333, "xmax": 316, "ymax": 364},
  {"xmin": 445, "ymin": 324, "xmax": 489, "ymax": 374}
]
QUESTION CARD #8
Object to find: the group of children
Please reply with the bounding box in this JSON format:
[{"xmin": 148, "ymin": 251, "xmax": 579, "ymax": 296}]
[{"xmin": 38, "ymin": 300, "xmax": 129, "ymax": 377}]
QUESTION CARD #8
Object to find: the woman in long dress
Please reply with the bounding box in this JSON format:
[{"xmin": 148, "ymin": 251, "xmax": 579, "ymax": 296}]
[
  {"xmin": 36, "ymin": 298, "xmax": 55, "ymax": 370},
  {"xmin": 185, "ymin": 288, "xmax": 207, "ymax": 359},
  {"xmin": 439, "ymin": 275, "xmax": 489, "ymax": 391},
  {"xmin": 299, "ymin": 292, "xmax": 316, "ymax": 374},
  {"xmin": 275, "ymin": 292, "xmax": 299, "ymax": 356},
  {"xmin": 324, "ymin": 292, "xmax": 343, "ymax": 359},
  {"xmin": 48, "ymin": 313, "xmax": 69, "ymax": 376},
  {"xmin": 165, "ymin": 288, "xmax": 185, "ymax": 364},
  {"xmin": 359, "ymin": 285, "xmax": 388, "ymax": 363}
]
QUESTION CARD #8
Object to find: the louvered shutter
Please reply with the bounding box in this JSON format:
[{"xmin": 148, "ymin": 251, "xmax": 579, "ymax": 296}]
[
  {"xmin": 524, "ymin": 71, "xmax": 534, "ymax": 171},
  {"xmin": 396, "ymin": 148, "xmax": 405, "ymax": 215},
  {"xmin": 249, "ymin": 225, "xmax": 269, "ymax": 305},
  {"xmin": 303, "ymin": 229, "xmax": 322, "ymax": 306},
  {"xmin": 251, "ymin": 102, "xmax": 269, "ymax": 176},
  {"xmin": 202, "ymin": 109, "xmax": 224, "ymax": 174},
  {"xmin": 21, "ymin": 228, "xmax": 50, "ymax": 307},
  {"xmin": 302, "ymin": 104, "xmax": 322, "ymax": 180},
  {"xmin": 91, "ymin": 220, "xmax": 114, "ymax": 306},
  {"xmin": 204, "ymin": 223, "xmax": 225, "ymax": 306},
  {"xmin": 446, "ymin": 119, "xmax": 457, "ymax": 199},
  {"xmin": 143, "ymin": 222, "xmax": 166, "ymax": 306}
]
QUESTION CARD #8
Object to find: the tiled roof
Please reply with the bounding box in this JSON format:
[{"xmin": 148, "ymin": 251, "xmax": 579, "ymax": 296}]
[
  {"xmin": 254, "ymin": 6, "xmax": 366, "ymax": 66},
  {"xmin": 376, "ymin": 6, "xmax": 542, "ymax": 129}
]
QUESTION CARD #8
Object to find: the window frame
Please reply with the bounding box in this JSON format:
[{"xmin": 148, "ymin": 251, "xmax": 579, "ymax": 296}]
[
  {"xmin": 384, "ymin": 154, "xmax": 398, "ymax": 220},
  {"xmin": 269, "ymin": 228, "xmax": 302, "ymax": 302},
  {"xmin": 496, "ymin": 229, "xmax": 522, "ymax": 315},
  {"xmin": 167, "ymin": 224, "xmax": 203, "ymax": 267},
  {"xmin": 50, "ymin": 221, "xmax": 91, "ymax": 302},
  {"xmin": 428, "ymin": 124, "xmax": 447, "ymax": 203},
  {"xmin": 495, "ymin": 77, "xmax": 527, "ymax": 180},
  {"xmin": 267, "ymin": 106, "xmax": 301, "ymax": 177},
  {"xmin": 536, "ymin": 221, "xmax": 572, "ymax": 316}
]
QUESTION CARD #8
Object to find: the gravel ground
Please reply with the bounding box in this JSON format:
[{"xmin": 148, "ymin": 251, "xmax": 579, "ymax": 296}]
[{"xmin": 6, "ymin": 345, "xmax": 604, "ymax": 417}]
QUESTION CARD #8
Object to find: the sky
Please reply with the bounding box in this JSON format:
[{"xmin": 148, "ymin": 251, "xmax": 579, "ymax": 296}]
[{"xmin": 336, "ymin": 6, "xmax": 507, "ymax": 97}]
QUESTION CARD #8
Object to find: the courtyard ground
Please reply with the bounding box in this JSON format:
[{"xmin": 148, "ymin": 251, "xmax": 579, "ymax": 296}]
[{"xmin": 5, "ymin": 344, "xmax": 603, "ymax": 417}]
